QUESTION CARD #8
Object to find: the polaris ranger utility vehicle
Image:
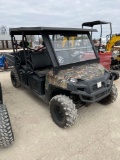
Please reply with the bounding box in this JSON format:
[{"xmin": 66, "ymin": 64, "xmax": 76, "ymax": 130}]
[
  {"xmin": 0, "ymin": 83, "xmax": 14, "ymax": 147},
  {"xmin": 8, "ymin": 27, "xmax": 118, "ymax": 128}
]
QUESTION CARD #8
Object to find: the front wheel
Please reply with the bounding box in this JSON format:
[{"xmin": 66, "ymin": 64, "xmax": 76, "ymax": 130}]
[
  {"xmin": 99, "ymin": 84, "xmax": 118, "ymax": 105},
  {"xmin": 50, "ymin": 95, "xmax": 78, "ymax": 128}
]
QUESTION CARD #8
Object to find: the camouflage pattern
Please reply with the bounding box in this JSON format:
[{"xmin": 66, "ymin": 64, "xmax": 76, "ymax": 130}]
[{"xmin": 45, "ymin": 63, "xmax": 105, "ymax": 90}]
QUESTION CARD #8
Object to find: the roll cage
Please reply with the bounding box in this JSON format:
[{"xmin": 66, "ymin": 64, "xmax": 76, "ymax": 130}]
[
  {"xmin": 10, "ymin": 26, "xmax": 99, "ymax": 70},
  {"xmin": 82, "ymin": 20, "xmax": 112, "ymax": 51}
]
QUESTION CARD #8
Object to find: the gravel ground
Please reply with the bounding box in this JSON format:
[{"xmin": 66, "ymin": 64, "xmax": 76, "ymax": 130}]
[{"xmin": 0, "ymin": 71, "xmax": 120, "ymax": 160}]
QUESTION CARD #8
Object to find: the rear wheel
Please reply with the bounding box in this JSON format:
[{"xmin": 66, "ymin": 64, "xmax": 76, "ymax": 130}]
[
  {"xmin": 99, "ymin": 84, "xmax": 118, "ymax": 105},
  {"xmin": 50, "ymin": 95, "xmax": 78, "ymax": 128},
  {"xmin": 0, "ymin": 104, "xmax": 14, "ymax": 147},
  {"xmin": 11, "ymin": 68, "xmax": 21, "ymax": 88}
]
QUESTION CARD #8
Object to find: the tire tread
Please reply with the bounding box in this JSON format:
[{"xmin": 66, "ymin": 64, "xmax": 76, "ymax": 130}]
[
  {"xmin": 11, "ymin": 68, "xmax": 21, "ymax": 88},
  {"xmin": 0, "ymin": 104, "xmax": 14, "ymax": 148},
  {"xmin": 50, "ymin": 95, "xmax": 78, "ymax": 128}
]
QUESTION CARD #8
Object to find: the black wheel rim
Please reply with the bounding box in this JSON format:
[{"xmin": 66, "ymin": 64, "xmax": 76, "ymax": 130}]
[
  {"xmin": 11, "ymin": 73, "xmax": 16, "ymax": 86},
  {"xmin": 53, "ymin": 105, "xmax": 65, "ymax": 123}
]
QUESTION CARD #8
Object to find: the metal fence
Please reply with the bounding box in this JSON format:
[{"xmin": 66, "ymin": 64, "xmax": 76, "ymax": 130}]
[{"xmin": 0, "ymin": 40, "xmax": 21, "ymax": 49}]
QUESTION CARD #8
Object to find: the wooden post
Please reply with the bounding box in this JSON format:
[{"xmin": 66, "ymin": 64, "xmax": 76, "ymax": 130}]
[
  {"xmin": 6, "ymin": 40, "xmax": 8, "ymax": 48},
  {"xmin": 1, "ymin": 41, "xmax": 4, "ymax": 49}
]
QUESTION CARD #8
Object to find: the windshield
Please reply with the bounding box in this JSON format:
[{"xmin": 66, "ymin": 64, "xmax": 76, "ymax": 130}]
[{"xmin": 50, "ymin": 34, "xmax": 96, "ymax": 66}]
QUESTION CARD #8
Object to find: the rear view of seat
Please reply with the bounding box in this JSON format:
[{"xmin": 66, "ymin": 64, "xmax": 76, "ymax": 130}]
[
  {"xmin": 18, "ymin": 50, "xmax": 26, "ymax": 65},
  {"xmin": 18, "ymin": 50, "xmax": 29, "ymax": 70}
]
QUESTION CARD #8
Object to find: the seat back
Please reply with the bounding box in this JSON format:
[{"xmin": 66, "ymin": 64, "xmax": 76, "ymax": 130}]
[
  {"xmin": 31, "ymin": 50, "xmax": 52, "ymax": 70},
  {"xmin": 18, "ymin": 50, "xmax": 26, "ymax": 65}
]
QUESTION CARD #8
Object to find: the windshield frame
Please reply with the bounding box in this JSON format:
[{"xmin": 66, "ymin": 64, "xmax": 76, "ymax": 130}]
[{"xmin": 48, "ymin": 32, "xmax": 99, "ymax": 68}]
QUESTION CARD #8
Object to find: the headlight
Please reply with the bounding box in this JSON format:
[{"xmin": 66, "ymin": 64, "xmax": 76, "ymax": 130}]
[{"xmin": 69, "ymin": 78, "xmax": 77, "ymax": 83}]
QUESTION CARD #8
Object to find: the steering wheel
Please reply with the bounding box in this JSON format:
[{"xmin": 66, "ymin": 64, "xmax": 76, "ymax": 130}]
[
  {"xmin": 70, "ymin": 50, "xmax": 85, "ymax": 62},
  {"xmin": 34, "ymin": 46, "xmax": 45, "ymax": 51}
]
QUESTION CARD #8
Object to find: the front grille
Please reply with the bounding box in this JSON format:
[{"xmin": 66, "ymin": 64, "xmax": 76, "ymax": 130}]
[
  {"xmin": 95, "ymin": 88, "xmax": 111, "ymax": 99},
  {"xmin": 95, "ymin": 91, "xmax": 106, "ymax": 99},
  {"xmin": 77, "ymin": 88, "xmax": 85, "ymax": 91}
]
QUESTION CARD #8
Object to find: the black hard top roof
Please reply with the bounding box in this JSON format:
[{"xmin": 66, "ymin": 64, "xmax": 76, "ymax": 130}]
[
  {"xmin": 9, "ymin": 26, "xmax": 97, "ymax": 35},
  {"xmin": 82, "ymin": 20, "xmax": 111, "ymax": 27}
]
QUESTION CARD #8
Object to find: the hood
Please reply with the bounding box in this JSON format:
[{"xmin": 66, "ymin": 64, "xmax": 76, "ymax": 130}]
[
  {"xmin": 46, "ymin": 63, "xmax": 105, "ymax": 89},
  {"xmin": 57, "ymin": 63, "xmax": 105, "ymax": 81}
]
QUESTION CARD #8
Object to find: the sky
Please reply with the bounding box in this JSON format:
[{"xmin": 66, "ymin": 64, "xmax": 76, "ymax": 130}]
[{"xmin": 0, "ymin": 0, "xmax": 120, "ymax": 38}]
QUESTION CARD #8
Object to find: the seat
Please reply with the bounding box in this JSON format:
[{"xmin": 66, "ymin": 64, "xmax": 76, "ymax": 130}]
[
  {"xmin": 20, "ymin": 50, "xmax": 32, "ymax": 71},
  {"xmin": 21, "ymin": 50, "xmax": 52, "ymax": 78},
  {"xmin": 34, "ymin": 69, "xmax": 50, "ymax": 78},
  {"xmin": 29, "ymin": 50, "xmax": 52, "ymax": 78},
  {"xmin": 18, "ymin": 50, "xmax": 26, "ymax": 65},
  {"xmin": 21, "ymin": 65, "xmax": 27, "ymax": 71},
  {"xmin": 30, "ymin": 50, "xmax": 52, "ymax": 71}
]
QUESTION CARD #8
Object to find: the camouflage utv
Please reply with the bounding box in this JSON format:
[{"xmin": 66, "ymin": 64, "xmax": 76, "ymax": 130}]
[{"xmin": 6, "ymin": 27, "xmax": 118, "ymax": 128}]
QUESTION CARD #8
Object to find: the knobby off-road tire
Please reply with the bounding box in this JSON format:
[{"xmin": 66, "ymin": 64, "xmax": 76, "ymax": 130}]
[
  {"xmin": 110, "ymin": 70, "xmax": 119, "ymax": 81},
  {"xmin": 0, "ymin": 104, "xmax": 14, "ymax": 147},
  {"xmin": 99, "ymin": 84, "xmax": 118, "ymax": 105},
  {"xmin": 11, "ymin": 68, "xmax": 21, "ymax": 88},
  {"xmin": 50, "ymin": 95, "xmax": 78, "ymax": 128}
]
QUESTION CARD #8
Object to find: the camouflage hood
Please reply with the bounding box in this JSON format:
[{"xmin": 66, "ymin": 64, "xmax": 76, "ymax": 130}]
[{"xmin": 46, "ymin": 63, "xmax": 105, "ymax": 89}]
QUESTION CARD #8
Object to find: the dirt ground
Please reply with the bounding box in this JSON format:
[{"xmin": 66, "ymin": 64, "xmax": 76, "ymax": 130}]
[{"xmin": 0, "ymin": 71, "xmax": 120, "ymax": 160}]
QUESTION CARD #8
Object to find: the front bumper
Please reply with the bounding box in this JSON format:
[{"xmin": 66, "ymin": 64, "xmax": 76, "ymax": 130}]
[
  {"xmin": 68, "ymin": 76, "xmax": 113, "ymax": 103},
  {"xmin": 71, "ymin": 86, "xmax": 112, "ymax": 103}
]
